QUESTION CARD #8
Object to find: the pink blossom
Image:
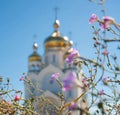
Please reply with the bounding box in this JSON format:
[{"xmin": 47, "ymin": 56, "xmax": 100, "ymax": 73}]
[
  {"xmin": 102, "ymin": 50, "xmax": 109, "ymax": 56},
  {"xmin": 101, "ymin": 16, "xmax": 114, "ymax": 30},
  {"xmin": 7, "ymin": 101, "xmax": 12, "ymax": 105},
  {"xmin": 69, "ymin": 101, "xmax": 76, "ymax": 110},
  {"xmin": 51, "ymin": 73, "xmax": 60, "ymax": 81},
  {"xmin": 82, "ymin": 77, "xmax": 87, "ymax": 86},
  {"xmin": 89, "ymin": 14, "xmax": 98, "ymax": 24},
  {"xmin": 62, "ymin": 72, "xmax": 76, "ymax": 92},
  {"xmin": 103, "ymin": 77, "xmax": 108, "ymax": 85},
  {"xmin": 96, "ymin": 40, "xmax": 101, "ymax": 45},
  {"xmin": 98, "ymin": 90, "xmax": 104, "ymax": 96},
  {"xmin": 14, "ymin": 95, "xmax": 20, "ymax": 101},
  {"xmin": 19, "ymin": 76, "xmax": 24, "ymax": 81},
  {"xmin": 66, "ymin": 49, "xmax": 79, "ymax": 64}
]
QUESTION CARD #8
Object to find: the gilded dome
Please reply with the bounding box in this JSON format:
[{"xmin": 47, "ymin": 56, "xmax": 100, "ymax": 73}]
[
  {"xmin": 44, "ymin": 19, "xmax": 73, "ymax": 49},
  {"xmin": 29, "ymin": 52, "xmax": 41, "ymax": 62},
  {"xmin": 29, "ymin": 42, "xmax": 41, "ymax": 62}
]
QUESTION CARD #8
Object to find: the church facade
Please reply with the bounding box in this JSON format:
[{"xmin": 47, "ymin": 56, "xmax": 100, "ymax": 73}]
[{"xmin": 25, "ymin": 19, "xmax": 87, "ymax": 115}]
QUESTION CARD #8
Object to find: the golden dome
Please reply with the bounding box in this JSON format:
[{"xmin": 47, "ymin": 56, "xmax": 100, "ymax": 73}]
[
  {"xmin": 44, "ymin": 19, "xmax": 72, "ymax": 49},
  {"xmin": 29, "ymin": 42, "xmax": 41, "ymax": 62},
  {"xmin": 29, "ymin": 52, "xmax": 41, "ymax": 62},
  {"xmin": 44, "ymin": 35, "xmax": 72, "ymax": 48}
]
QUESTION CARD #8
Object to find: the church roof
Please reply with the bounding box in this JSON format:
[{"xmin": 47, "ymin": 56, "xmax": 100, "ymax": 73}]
[
  {"xmin": 29, "ymin": 52, "xmax": 41, "ymax": 62},
  {"xmin": 29, "ymin": 42, "xmax": 41, "ymax": 62},
  {"xmin": 44, "ymin": 19, "xmax": 73, "ymax": 49}
]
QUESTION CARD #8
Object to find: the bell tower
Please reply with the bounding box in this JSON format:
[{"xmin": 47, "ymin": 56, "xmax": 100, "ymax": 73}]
[
  {"xmin": 28, "ymin": 42, "xmax": 42, "ymax": 73},
  {"xmin": 25, "ymin": 41, "xmax": 42, "ymax": 98}
]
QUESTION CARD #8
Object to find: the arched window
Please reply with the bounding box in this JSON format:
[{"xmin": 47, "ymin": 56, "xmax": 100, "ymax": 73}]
[
  {"xmin": 68, "ymin": 90, "xmax": 72, "ymax": 97},
  {"xmin": 53, "ymin": 54, "xmax": 56, "ymax": 63},
  {"xmin": 29, "ymin": 64, "xmax": 35, "ymax": 72},
  {"xmin": 45, "ymin": 56, "xmax": 48, "ymax": 65},
  {"xmin": 36, "ymin": 64, "xmax": 41, "ymax": 72}
]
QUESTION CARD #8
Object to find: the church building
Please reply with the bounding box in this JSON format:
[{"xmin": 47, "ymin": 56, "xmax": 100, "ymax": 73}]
[{"xmin": 25, "ymin": 18, "xmax": 87, "ymax": 115}]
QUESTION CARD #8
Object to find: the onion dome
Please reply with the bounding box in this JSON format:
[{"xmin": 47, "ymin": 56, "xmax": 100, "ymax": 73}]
[
  {"xmin": 44, "ymin": 19, "xmax": 73, "ymax": 49},
  {"xmin": 29, "ymin": 42, "xmax": 41, "ymax": 62}
]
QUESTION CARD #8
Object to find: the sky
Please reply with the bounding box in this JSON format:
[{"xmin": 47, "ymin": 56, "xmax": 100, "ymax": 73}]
[{"xmin": 0, "ymin": 0, "xmax": 120, "ymax": 94}]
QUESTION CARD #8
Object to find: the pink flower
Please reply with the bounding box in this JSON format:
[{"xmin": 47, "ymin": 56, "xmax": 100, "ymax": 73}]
[
  {"xmin": 7, "ymin": 101, "xmax": 12, "ymax": 105},
  {"xmin": 101, "ymin": 16, "xmax": 114, "ymax": 30},
  {"xmin": 103, "ymin": 77, "xmax": 108, "ymax": 85},
  {"xmin": 98, "ymin": 90, "xmax": 104, "ymax": 96},
  {"xmin": 96, "ymin": 40, "xmax": 101, "ymax": 45},
  {"xmin": 69, "ymin": 102, "xmax": 76, "ymax": 110},
  {"xmin": 89, "ymin": 14, "xmax": 98, "ymax": 24},
  {"xmin": 51, "ymin": 73, "xmax": 60, "ymax": 81},
  {"xmin": 19, "ymin": 76, "xmax": 24, "ymax": 81},
  {"xmin": 14, "ymin": 95, "xmax": 20, "ymax": 101},
  {"xmin": 82, "ymin": 77, "xmax": 87, "ymax": 86},
  {"xmin": 62, "ymin": 72, "xmax": 76, "ymax": 92},
  {"xmin": 66, "ymin": 49, "xmax": 79, "ymax": 64},
  {"xmin": 102, "ymin": 50, "xmax": 109, "ymax": 56}
]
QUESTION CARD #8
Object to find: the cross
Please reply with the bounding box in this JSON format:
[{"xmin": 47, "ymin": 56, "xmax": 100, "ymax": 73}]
[
  {"xmin": 33, "ymin": 34, "xmax": 37, "ymax": 43},
  {"xmin": 54, "ymin": 7, "xmax": 59, "ymax": 19}
]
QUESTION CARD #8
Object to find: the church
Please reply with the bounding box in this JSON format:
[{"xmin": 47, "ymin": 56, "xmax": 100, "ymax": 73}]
[{"xmin": 25, "ymin": 18, "xmax": 87, "ymax": 115}]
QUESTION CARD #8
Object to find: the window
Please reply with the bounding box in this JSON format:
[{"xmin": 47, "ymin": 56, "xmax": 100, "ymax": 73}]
[
  {"xmin": 53, "ymin": 55, "xmax": 56, "ymax": 63},
  {"xmin": 68, "ymin": 90, "xmax": 72, "ymax": 97},
  {"xmin": 45, "ymin": 56, "xmax": 48, "ymax": 65},
  {"xmin": 36, "ymin": 64, "xmax": 41, "ymax": 72},
  {"xmin": 29, "ymin": 64, "xmax": 35, "ymax": 72}
]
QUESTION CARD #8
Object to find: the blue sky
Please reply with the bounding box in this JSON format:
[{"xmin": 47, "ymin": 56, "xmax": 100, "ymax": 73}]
[{"xmin": 0, "ymin": 0, "xmax": 120, "ymax": 94}]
